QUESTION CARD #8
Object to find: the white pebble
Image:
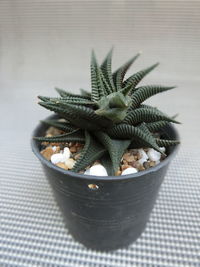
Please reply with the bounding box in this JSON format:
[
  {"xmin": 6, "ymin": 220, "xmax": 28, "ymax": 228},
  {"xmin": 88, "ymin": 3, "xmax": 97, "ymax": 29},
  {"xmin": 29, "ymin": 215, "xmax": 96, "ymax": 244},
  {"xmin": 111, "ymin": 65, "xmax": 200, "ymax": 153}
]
[
  {"xmin": 63, "ymin": 147, "xmax": 71, "ymax": 160},
  {"xmin": 147, "ymin": 148, "xmax": 161, "ymax": 162},
  {"xmin": 159, "ymin": 147, "xmax": 166, "ymax": 153},
  {"xmin": 121, "ymin": 167, "xmax": 138, "ymax": 175},
  {"xmin": 138, "ymin": 149, "xmax": 148, "ymax": 164},
  {"xmin": 52, "ymin": 146, "xmax": 57, "ymax": 152},
  {"xmin": 84, "ymin": 169, "xmax": 91, "ymax": 175},
  {"xmin": 65, "ymin": 158, "xmax": 75, "ymax": 169},
  {"xmin": 87, "ymin": 164, "xmax": 108, "ymax": 176},
  {"xmin": 51, "ymin": 153, "xmax": 65, "ymax": 164}
]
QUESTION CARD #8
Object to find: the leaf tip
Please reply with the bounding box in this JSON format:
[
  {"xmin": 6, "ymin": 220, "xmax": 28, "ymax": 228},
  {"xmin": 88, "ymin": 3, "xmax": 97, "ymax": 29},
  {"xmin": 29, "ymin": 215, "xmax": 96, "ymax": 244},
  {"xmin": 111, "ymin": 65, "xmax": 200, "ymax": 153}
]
[{"xmin": 154, "ymin": 62, "xmax": 160, "ymax": 67}]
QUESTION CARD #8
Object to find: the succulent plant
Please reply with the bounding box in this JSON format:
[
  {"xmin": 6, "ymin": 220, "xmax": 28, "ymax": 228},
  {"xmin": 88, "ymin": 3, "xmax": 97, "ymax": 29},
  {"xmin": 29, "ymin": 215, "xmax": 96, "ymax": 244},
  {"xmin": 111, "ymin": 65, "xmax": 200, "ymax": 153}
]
[{"xmin": 35, "ymin": 49, "xmax": 180, "ymax": 175}]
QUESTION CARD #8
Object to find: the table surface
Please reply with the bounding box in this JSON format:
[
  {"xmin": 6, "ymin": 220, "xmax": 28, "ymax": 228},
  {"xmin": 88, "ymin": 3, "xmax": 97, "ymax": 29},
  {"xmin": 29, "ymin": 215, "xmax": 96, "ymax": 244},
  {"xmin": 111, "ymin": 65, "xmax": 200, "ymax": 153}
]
[{"xmin": 0, "ymin": 1, "xmax": 200, "ymax": 266}]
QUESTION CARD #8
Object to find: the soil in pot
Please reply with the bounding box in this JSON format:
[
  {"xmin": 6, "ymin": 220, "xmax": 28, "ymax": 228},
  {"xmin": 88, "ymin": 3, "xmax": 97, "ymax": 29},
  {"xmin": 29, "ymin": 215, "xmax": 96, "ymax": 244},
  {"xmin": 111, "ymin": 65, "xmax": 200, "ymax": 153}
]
[{"xmin": 40, "ymin": 124, "xmax": 167, "ymax": 176}]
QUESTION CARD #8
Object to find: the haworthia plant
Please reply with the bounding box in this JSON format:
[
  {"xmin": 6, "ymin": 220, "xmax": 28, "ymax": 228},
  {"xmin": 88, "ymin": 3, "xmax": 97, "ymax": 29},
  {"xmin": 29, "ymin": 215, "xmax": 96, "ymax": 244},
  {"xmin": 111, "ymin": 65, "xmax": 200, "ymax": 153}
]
[{"xmin": 34, "ymin": 49, "xmax": 180, "ymax": 174}]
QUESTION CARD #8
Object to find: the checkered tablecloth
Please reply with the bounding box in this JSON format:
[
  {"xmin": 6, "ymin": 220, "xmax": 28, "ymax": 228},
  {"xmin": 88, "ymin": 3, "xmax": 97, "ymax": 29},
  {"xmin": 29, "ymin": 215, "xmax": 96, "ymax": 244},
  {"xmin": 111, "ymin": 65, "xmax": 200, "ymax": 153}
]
[{"xmin": 1, "ymin": 144, "xmax": 199, "ymax": 266}]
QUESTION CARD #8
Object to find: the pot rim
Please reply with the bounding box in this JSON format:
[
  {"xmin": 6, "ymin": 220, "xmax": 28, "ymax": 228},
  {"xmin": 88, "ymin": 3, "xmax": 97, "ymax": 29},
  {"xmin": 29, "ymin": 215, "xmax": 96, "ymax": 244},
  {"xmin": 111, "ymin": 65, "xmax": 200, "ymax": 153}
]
[{"xmin": 31, "ymin": 115, "xmax": 180, "ymax": 181}]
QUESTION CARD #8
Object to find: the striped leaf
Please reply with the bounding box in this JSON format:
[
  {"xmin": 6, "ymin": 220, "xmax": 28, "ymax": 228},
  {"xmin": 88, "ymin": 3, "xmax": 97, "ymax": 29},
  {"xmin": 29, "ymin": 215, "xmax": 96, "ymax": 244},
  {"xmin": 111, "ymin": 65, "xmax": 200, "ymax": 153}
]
[
  {"xmin": 91, "ymin": 50, "xmax": 105, "ymax": 101},
  {"xmin": 33, "ymin": 130, "xmax": 85, "ymax": 143},
  {"xmin": 124, "ymin": 108, "xmax": 180, "ymax": 125},
  {"xmin": 156, "ymin": 139, "xmax": 180, "ymax": 147},
  {"xmin": 145, "ymin": 120, "xmax": 170, "ymax": 132},
  {"xmin": 101, "ymin": 153, "xmax": 115, "ymax": 176},
  {"xmin": 131, "ymin": 85, "xmax": 175, "ymax": 109},
  {"xmin": 41, "ymin": 119, "xmax": 77, "ymax": 132},
  {"xmin": 72, "ymin": 131, "xmax": 106, "ymax": 172},
  {"xmin": 99, "ymin": 66, "xmax": 113, "ymax": 95},
  {"xmin": 38, "ymin": 101, "xmax": 111, "ymax": 130},
  {"xmin": 55, "ymin": 88, "xmax": 90, "ymax": 99},
  {"xmin": 107, "ymin": 123, "xmax": 164, "ymax": 154},
  {"xmin": 95, "ymin": 132, "xmax": 131, "ymax": 173},
  {"xmin": 101, "ymin": 47, "xmax": 115, "ymax": 93},
  {"xmin": 58, "ymin": 98, "xmax": 96, "ymax": 106},
  {"xmin": 123, "ymin": 63, "xmax": 159, "ymax": 90},
  {"xmin": 113, "ymin": 53, "xmax": 140, "ymax": 91},
  {"xmin": 39, "ymin": 95, "xmax": 93, "ymax": 106},
  {"xmin": 38, "ymin": 96, "xmax": 50, "ymax": 102},
  {"xmin": 57, "ymin": 102, "xmax": 111, "ymax": 128},
  {"xmin": 138, "ymin": 123, "xmax": 166, "ymax": 154},
  {"xmin": 55, "ymin": 87, "xmax": 72, "ymax": 97}
]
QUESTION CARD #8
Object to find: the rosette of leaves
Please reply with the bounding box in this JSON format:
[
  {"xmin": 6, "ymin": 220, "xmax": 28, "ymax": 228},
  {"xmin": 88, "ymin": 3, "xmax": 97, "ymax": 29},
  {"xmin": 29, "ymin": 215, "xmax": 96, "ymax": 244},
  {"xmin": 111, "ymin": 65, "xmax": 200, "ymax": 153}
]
[{"xmin": 35, "ymin": 49, "xmax": 180, "ymax": 175}]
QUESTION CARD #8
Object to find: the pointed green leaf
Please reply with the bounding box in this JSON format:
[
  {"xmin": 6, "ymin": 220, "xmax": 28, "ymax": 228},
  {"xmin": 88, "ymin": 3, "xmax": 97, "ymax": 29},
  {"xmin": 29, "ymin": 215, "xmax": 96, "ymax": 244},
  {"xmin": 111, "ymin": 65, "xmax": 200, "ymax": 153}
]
[
  {"xmin": 58, "ymin": 98, "xmax": 96, "ymax": 106},
  {"xmin": 91, "ymin": 50, "xmax": 105, "ymax": 101},
  {"xmin": 72, "ymin": 131, "xmax": 106, "ymax": 172},
  {"xmin": 107, "ymin": 123, "xmax": 164, "ymax": 154},
  {"xmin": 80, "ymin": 88, "xmax": 91, "ymax": 98},
  {"xmin": 99, "ymin": 66, "xmax": 113, "ymax": 95},
  {"xmin": 131, "ymin": 85, "xmax": 175, "ymax": 109},
  {"xmin": 57, "ymin": 102, "xmax": 111, "ymax": 129},
  {"xmin": 34, "ymin": 130, "xmax": 85, "ymax": 143},
  {"xmin": 123, "ymin": 63, "xmax": 159, "ymax": 90},
  {"xmin": 39, "ymin": 95, "xmax": 93, "ymax": 106},
  {"xmin": 119, "ymin": 84, "xmax": 132, "ymax": 96},
  {"xmin": 124, "ymin": 107, "xmax": 180, "ymax": 125},
  {"xmin": 41, "ymin": 119, "xmax": 77, "ymax": 132},
  {"xmin": 101, "ymin": 153, "xmax": 115, "ymax": 176},
  {"xmin": 55, "ymin": 87, "xmax": 72, "ymax": 97},
  {"xmin": 145, "ymin": 120, "xmax": 170, "ymax": 132},
  {"xmin": 38, "ymin": 96, "xmax": 51, "ymax": 102},
  {"xmin": 55, "ymin": 87, "xmax": 91, "ymax": 99},
  {"xmin": 101, "ymin": 47, "xmax": 115, "ymax": 93},
  {"xmin": 156, "ymin": 139, "xmax": 180, "ymax": 146},
  {"xmin": 138, "ymin": 123, "xmax": 166, "ymax": 154},
  {"xmin": 113, "ymin": 53, "xmax": 140, "ymax": 91},
  {"xmin": 95, "ymin": 132, "xmax": 131, "ymax": 173},
  {"xmin": 38, "ymin": 101, "xmax": 111, "ymax": 130}
]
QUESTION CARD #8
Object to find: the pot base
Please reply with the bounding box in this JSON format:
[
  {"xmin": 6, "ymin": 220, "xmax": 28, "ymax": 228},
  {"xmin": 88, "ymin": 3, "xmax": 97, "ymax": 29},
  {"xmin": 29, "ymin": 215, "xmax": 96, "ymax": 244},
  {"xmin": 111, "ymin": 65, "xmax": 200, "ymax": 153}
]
[{"xmin": 67, "ymin": 220, "xmax": 147, "ymax": 251}]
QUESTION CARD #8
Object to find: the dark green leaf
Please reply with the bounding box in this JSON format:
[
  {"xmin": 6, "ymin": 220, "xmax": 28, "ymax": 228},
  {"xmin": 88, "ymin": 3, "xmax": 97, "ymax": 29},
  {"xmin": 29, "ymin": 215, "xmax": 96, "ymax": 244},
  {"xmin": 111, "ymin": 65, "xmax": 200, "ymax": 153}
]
[
  {"xmin": 38, "ymin": 101, "xmax": 111, "ymax": 130},
  {"xmin": 41, "ymin": 119, "xmax": 77, "ymax": 132},
  {"xmin": 113, "ymin": 53, "xmax": 140, "ymax": 91},
  {"xmin": 124, "ymin": 107, "xmax": 180, "ymax": 125},
  {"xmin": 107, "ymin": 123, "xmax": 164, "ymax": 154},
  {"xmin": 55, "ymin": 87, "xmax": 73, "ymax": 97},
  {"xmin": 34, "ymin": 129, "xmax": 85, "ymax": 143},
  {"xmin": 99, "ymin": 66, "xmax": 113, "ymax": 95},
  {"xmin": 57, "ymin": 102, "xmax": 111, "ymax": 129},
  {"xmin": 39, "ymin": 95, "xmax": 93, "ymax": 106},
  {"xmin": 58, "ymin": 98, "xmax": 96, "ymax": 106},
  {"xmin": 101, "ymin": 153, "xmax": 115, "ymax": 176},
  {"xmin": 80, "ymin": 88, "xmax": 91, "ymax": 98},
  {"xmin": 145, "ymin": 120, "xmax": 170, "ymax": 132},
  {"xmin": 156, "ymin": 139, "xmax": 180, "ymax": 146},
  {"xmin": 38, "ymin": 96, "xmax": 50, "ymax": 102},
  {"xmin": 101, "ymin": 47, "xmax": 115, "ymax": 93},
  {"xmin": 123, "ymin": 63, "xmax": 159, "ymax": 90},
  {"xmin": 131, "ymin": 85, "xmax": 175, "ymax": 109},
  {"xmin": 55, "ymin": 87, "xmax": 91, "ymax": 98},
  {"xmin": 95, "ymin": 132, "xmax": 131, "ymax": 173},
  {"xmin": 72, "ymin": 131, "xmax": 106, "ymax": 172},
  {"xmin": 91, "ymin": 50, "xmax": 105, "ymax": 101}
]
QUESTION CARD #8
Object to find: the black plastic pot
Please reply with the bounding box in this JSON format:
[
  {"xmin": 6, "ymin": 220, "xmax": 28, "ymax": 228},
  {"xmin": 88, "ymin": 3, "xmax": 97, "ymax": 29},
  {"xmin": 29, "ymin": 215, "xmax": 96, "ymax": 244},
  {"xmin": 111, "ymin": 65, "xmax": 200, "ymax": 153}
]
[{"xmin": 31, "ymin": 115, "xmax": 179, "ymax": 251}]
